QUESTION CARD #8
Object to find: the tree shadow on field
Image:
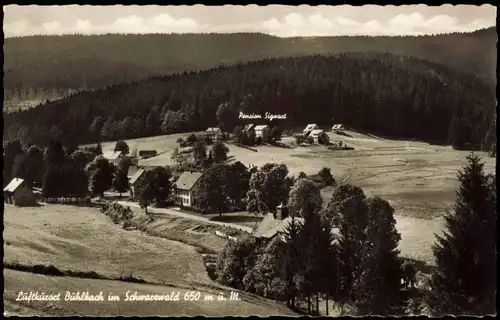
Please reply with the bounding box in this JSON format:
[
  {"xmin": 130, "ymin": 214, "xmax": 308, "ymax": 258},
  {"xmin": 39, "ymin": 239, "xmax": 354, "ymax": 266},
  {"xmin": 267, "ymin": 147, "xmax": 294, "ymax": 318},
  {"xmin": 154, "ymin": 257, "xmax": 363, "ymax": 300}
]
[
  {"xmin": 335, "ymin": 131, "xmax": 353, "ymax": 138},
  {"xmin": 269, "ymin": 141, "xmax": 293, "ymax": 149}
]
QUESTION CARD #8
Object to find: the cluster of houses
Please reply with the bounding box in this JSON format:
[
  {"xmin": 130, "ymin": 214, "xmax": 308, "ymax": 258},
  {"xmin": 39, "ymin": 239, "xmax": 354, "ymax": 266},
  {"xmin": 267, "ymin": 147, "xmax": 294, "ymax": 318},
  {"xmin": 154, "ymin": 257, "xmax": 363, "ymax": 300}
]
[
  {"xmin": 300, "ymin": 123, "xmax": 346, "ymax": 144},
  {"xmin": 126, "ymin": 164, "xmax": 202, "ymax": 209},
  {"xmin": 102, "ymin": 149, "xmax": 157, "ymax": 166},
  {"xmin": 206, "ymin": 124, "xmax": 271, "ymax": 142}
]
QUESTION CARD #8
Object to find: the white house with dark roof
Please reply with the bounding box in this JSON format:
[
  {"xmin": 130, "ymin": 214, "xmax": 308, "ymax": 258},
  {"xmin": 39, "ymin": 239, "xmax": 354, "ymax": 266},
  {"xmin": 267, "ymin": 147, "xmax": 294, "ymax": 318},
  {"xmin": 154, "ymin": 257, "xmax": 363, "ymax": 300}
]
[
  {"xmin": 332, "ymin": 124, "xmax": 345, "ymax": 133},
  {"xmin": 310, "ymin": 129, "xmax": 328, "ymax": 144},
  {"xmin": 129, "ymin": 168, "xmax": 146, "ymax": 200},
  {"xmin": 303, "ymin": 124, "xmax": 319, "ymax": 136},
  {"xmin": 254, "ymin": 125, "xmax": 270, "ymax": 140},
  {"xmin": 172, "ymin": 171, "xmax": 203, "ymax": 208},
  {"xmin": 3, "ymin": 178, "xmax": 37, "ymax": 206}
]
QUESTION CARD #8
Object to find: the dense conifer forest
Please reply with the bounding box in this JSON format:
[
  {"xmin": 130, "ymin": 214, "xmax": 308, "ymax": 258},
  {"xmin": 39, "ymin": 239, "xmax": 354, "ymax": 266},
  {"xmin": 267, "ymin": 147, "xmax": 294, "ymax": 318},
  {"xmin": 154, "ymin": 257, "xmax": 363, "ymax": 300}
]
[
  {"xmin": 4, "ymin": 52, "xmax": 495, "ymax": 152},
  {"xmin": 3, "ymin": 27, "xmax": 496, "ymax": 106}
]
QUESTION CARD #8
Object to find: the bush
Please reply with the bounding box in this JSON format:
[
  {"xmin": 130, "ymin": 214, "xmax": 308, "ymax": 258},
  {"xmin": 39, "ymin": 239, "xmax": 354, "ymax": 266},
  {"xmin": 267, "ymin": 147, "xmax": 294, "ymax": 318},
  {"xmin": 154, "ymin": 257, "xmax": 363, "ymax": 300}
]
[
  {"xmin": 186, "ymin": 133, "xmax": 198, "ymax": 145},
  {"xmin": 294, "ymin": 134, "xmax": 305, "ymax": 144},
  {"xmin": 306, "ymin": 135, "xmax": 314, "ymax": 144},
  {"xmin": 101, "ymin": 202, "xmax": 135, "ymax": 224},
  {"xmin": 318, "ymin": 167, "xmax": 335, "ymax": 186}
]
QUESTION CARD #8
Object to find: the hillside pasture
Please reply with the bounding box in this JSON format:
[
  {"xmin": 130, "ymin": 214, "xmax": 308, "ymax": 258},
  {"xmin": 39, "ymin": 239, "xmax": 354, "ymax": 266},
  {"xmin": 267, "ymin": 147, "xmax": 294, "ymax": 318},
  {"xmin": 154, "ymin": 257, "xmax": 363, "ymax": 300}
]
[
  {"xmin": 3, "ymin": 204, "xmax": 297, "ymax": 316},
  {"xmin": 86, "ymin": 129, "xmax": 495, "ymax": 221},
  {"xmin": 78, "ymin": 129, "xmax": 496, "ymax": 265}
]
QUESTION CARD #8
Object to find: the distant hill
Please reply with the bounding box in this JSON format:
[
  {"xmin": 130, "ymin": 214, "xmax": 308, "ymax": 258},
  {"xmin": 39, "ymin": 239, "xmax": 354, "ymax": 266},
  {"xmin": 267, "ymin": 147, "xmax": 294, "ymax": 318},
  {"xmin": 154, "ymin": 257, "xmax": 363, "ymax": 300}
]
[
  {"xmin": 4, "ymin": 53, "xmax": 495, "ymax": 153},
  {"xmin": 3, "ymin": 28, "xmax": 496, "ymax": 110}
]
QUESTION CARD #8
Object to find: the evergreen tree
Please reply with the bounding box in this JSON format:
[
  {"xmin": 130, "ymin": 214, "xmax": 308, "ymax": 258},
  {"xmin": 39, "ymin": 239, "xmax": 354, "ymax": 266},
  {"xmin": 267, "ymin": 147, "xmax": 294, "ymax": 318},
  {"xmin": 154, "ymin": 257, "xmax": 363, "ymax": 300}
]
[
  {"xmin": 194, "ymin": 164, "xmax": 229, "ymax": 215},
  {"xmin": 95, "ymin": 142, "xmax": 103, "ymax": 155},
  {"xmin": 113, "ymin": 168, "xmax": 129, "ymax": 196},
  {"xmin": 211, "ymin": 141, "xmax": 230, "ymax": 163},
  {"xmin": 282, "ymin": 215, "xmax": 303, "ymax": 309},
  {"xmin": 3, "ymin": 139, "xmax": 24, "ymax": 186},
  {"xmin": 288, "ymin": 178, "xmax": 323, "ymax": 218},
  {"xmin": 193, "ymin": 140, "xmax": 207, "ymax": 165},
  {"xmin": 353, "ymin": 196, "xmax": 408, "ymax": 316},
  {"xmin": 426, "ymin": 154, "xmax": 496, "ymax": 316},
  {"xmin": 137, "ymin": 182, "xmax": 155, "ymax": 213},
  {"xmin": 318, "ymin": 167, "xmax": 335, "ymax": 186},
  {"xmin": 322, "ymin": 184, "xmax": 369, "ymax": 313},
  {"xmin": 86, "ymin": 156, "xmax": 114, "ymax": 197},
  {"xmin": 114, "ymin": 139, "xmax": 130, "ymax": 155}
]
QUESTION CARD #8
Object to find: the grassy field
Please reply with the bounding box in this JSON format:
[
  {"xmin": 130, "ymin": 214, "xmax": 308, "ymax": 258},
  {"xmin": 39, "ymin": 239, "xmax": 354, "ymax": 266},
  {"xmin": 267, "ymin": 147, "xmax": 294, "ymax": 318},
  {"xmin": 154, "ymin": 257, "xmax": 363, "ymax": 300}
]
[
  {"xmin": 89, "ymin": 129, "xmax": 495, "ymax": 221},
  {"xmin": 3, "ymin": 204, "xmax": 297, "ymax": 316},
  {"xmin": 85, "ymin": 129, "xmax": 496, "ymax": 266}
]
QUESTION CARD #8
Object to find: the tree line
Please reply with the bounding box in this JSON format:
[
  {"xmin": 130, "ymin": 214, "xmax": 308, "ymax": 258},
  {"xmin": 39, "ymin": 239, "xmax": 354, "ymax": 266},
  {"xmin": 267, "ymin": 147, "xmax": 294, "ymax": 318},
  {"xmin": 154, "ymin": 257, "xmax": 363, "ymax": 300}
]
[
  {"xmin": 4, "ymin": 27, "xmax": 495, "ymax": 104},
  {"xmin": 215, "ymin": 154, "xmax": 496, "ymax": 316},
  {"xmin": 4, "ymin": 53, "xmax": 496, "ymax": 153}
]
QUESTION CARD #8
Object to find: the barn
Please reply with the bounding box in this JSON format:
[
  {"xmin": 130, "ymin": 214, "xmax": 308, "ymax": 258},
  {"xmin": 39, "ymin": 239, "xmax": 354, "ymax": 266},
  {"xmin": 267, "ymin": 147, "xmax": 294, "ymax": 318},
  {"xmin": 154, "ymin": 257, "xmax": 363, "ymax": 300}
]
[{"xmin": 3, "ymin": 178, "xmax": 37, "ymax": 206}]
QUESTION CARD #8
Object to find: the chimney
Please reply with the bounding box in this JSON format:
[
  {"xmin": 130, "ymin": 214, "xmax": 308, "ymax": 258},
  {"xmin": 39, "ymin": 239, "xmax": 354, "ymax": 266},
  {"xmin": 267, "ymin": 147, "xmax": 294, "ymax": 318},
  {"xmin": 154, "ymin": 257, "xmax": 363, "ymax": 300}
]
[{"xmin": 276, "ymin": 203, "xmax": 289, "ymax": 220}]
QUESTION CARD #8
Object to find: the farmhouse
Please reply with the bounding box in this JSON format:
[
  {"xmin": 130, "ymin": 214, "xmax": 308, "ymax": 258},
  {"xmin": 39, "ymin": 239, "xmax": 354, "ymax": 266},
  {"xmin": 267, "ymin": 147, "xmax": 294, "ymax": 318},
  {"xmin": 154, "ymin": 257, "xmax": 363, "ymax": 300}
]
[
  {"xmin": 303, "ymin": 124, "xmax": 319, "ymax": 136},
  {"xmin": 332, "ymin": 124, "xmax": 345, "ymax": 133},
  {"xmin": 102, "ymin": 150, "xmax": 123, "ymax": 165},
  {"xmin": 254, "ymin": 125, "xmax": 270, "ymax": 140},
  {"xmin": 206, "ymin": 127, "xmax": 222, "ymax": 136},
  {"xmin": 3, "ymin": 178, "xmax": 37, "ymax": 206},
  {"xmin": 253, "ymin": 204, "xmax": 304, "ymax": 243},
  {"xmin": 138, "ymin": 150, "xmax": 158, "ymax": 159},
  {"xmin": 129, "ymin": 169, "xmax": 146, "ymax": 200},
  {"xmin": 310, "ymin": 129, "xmax": 329, "ymax": 144},
  {"xmin": 172, "ymin": 171, "xmax": 203, "ymax": 208}
]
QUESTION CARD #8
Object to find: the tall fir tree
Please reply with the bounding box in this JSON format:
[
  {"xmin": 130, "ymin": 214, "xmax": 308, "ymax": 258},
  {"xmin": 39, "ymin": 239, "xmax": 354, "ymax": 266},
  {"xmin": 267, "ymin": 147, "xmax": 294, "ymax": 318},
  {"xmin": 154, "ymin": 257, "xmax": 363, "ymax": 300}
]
[
  {"xmin": 426, "ymin": 154, "xmax": 496, "ymax": 316},
  {"xmin": 353, "ymin": 196, "xmax": 408, "ymax": 316}
]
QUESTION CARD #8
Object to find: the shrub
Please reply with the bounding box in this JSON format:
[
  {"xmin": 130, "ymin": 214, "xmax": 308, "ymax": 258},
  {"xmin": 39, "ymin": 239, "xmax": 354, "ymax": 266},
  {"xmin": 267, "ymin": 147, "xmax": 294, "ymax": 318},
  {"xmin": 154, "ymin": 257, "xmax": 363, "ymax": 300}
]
[{"xmin": 101, "ymin": 202, "xmax": 135, "ymax": 224}]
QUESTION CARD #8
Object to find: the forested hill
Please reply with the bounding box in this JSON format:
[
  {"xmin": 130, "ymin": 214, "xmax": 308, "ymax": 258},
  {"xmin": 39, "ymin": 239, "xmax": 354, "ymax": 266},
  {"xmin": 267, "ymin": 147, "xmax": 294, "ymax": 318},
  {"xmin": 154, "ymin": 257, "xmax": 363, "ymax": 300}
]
[
  {"xmin": 3, "ymin": 27, "xmax": 496, "ymax": 105},
  {"xmin": 4, "ymin": 53, "xmax": 496, "ymax": 153}
]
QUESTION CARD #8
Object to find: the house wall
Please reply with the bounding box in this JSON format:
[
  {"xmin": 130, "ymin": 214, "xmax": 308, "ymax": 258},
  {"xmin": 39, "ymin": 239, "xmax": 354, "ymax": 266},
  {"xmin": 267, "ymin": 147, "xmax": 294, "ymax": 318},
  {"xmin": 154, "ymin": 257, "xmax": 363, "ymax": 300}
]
[
  {"xmin": 255, "ymin": 128, "xmax": 270, "ymax": 139},
  {"xmin": 174, "ymin": 188, "xmax": 194, "ymax": 207},
  {"xmin": 4, "ymin": 193, "xmax": 14, "ymax": 204},
  {"xmin": 13, "ymin": 186, "xmax": 37, "ymax": 206}
]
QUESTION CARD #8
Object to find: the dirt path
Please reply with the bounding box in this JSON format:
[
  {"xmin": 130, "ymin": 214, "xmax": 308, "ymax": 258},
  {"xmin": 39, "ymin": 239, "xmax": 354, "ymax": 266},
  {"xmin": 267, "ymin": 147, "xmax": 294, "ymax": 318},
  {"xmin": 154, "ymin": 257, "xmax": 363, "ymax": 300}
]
[{"xmin": 116, "ymin": 201, "xmax": 253, "ymax": 234}]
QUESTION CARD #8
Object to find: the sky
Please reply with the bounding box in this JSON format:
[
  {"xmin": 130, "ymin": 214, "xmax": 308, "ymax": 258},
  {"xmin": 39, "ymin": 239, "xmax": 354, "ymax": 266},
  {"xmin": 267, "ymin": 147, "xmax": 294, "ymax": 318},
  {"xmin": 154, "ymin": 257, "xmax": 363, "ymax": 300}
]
[{"xmin": 3, "ymin": 4, "xmax": 497, "ymax": 38}]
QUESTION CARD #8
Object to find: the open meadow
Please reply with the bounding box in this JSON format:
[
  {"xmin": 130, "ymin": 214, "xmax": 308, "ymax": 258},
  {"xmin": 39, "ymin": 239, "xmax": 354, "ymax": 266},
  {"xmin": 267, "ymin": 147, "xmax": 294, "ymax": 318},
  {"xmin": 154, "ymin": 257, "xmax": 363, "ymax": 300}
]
[
  {"xmin": 93, "ymin": 129, "xmax": 495, "ymax": 220},
  {"xmin": 89, "ymin": 129, "xmax": 496, "ymax": 266},
  {"xmin": 3, "ymin": 204, "xmax": 297, "ymax": 317}
]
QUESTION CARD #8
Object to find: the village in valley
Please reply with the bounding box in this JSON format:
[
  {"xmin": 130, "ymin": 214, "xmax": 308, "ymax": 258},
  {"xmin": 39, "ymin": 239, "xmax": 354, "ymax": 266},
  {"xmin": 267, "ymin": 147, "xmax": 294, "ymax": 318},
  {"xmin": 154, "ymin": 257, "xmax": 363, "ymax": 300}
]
[{"xmin": 3, "ymin": 4, "xmax": 497, "ymax": 318}]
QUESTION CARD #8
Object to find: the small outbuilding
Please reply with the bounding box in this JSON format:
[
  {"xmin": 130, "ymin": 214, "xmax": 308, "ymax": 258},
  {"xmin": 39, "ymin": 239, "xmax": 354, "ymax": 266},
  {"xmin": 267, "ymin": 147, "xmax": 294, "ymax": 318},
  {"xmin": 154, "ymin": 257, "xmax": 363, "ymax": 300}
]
[
  {"xmin": 138, "ymin": 150, "xmax": 158, "ymax": 159},
  {"xmin": 303, "ymin": 124, "xmax": 319, "ymax": 136},
  {"xmin": 332, "ymin": 124, "xmax": 345, "ymax": 133},
  {"xmin": 129, "ymin": 169, "xmax": 146, "ymax": 200},
  {"xmin": 4, "ymin": 178, "xmax": 37, "ymax": 206}
]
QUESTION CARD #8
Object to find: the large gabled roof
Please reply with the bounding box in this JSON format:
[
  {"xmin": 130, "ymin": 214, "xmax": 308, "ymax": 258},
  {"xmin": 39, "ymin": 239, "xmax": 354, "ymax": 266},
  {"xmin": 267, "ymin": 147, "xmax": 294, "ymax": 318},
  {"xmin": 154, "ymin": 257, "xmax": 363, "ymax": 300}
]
[
  {"xmin": 129, "ymin": 169, "xmax": 146, "ymax": 184},
  {"xmin": 243, "ymin": 124, "xmax": 255, "ymax": 132},
  {"xmin": 127, "ymin": 165, "xmax": 139, "ymax": 178},
  {"xmin": 174, "ymin": 172, "xmax": 203, "ymax": 190},
  {"xmin": 102, "ymin": 150, "xmax": 122, "ymax": 160},
  {"xmin": 253, "ymin": 213, "xmax": 305, "ymax": 239},
  {"xmin": 303, "ymin": 124, "xmax": 319, "ymax": 131},
  {"xmin": 3, "ymin": 178, "xmax": 25, "ymax": 193},
  {"xmin": 255, "ymin": 125, "xmax": 269, "ymax": 130}
]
